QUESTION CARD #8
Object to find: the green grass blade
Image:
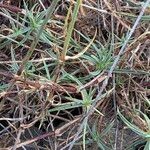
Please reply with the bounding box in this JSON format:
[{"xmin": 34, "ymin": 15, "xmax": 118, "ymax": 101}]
[{"xmin": 61, "ymin": 0, "xmax": 82, "ymax": 61}]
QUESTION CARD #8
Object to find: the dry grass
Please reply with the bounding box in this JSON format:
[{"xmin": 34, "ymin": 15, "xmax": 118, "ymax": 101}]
[{"xmin": 0, "ymin": 0, "xmax": 149, "ymax": 150}]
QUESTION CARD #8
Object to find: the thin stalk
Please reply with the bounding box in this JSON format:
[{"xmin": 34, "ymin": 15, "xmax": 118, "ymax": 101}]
[{"xmin": 61, "ymin": 0, "xmax": 82, "ymax": 62}]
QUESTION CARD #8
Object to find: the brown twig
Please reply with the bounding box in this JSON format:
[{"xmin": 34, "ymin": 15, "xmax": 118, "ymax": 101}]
[
  {"xmin": 0, "ymin": 3, "xmax": 23, "ymax": 13},
  {"xmin": 6, "ymin": 117, "xmax": 80, "ymax": 149},
  {"xmin": 0, "ymin": 71, "xmax": 78, "ymax": 94}
]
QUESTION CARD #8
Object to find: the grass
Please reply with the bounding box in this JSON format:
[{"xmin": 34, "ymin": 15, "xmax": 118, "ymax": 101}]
[{"xmin": 0, "ymin": 0, "xmax": 150, "ymax": 150}]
